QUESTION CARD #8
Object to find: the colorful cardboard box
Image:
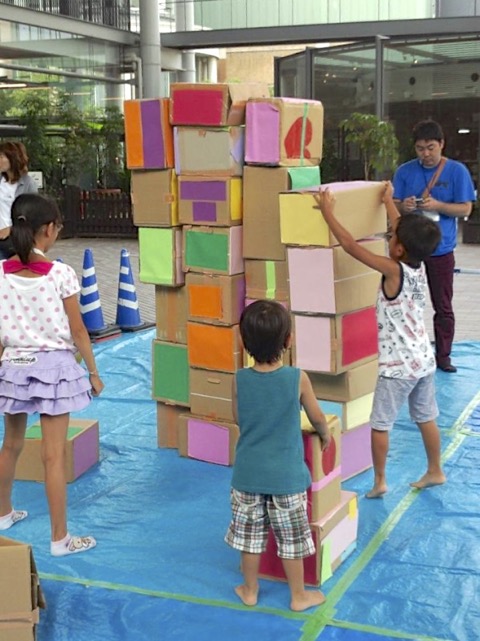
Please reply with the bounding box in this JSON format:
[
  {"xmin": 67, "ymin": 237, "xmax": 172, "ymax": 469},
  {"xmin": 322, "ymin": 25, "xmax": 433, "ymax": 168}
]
[
  {"xmin": 308, "ymin": 359, "xmax": 378, "ymax": 402},
  {"xmin": 139, "ymin": 227, "xmax": 184, "ymax": 286},
  {"xmin": 155, "ymin": 285, "xmax": 188, "ymax": 344},
  {"xmin": 245, "ymin": 97, "xmax": 324, "ymax": 166},
  {"xmin": 131, "ymin": 169, "xmax": 178, "ymax": 227},
  {"xmin": 245, "ymin": 259, "xmax": 289, "ymax": 301},
  {"xmin": 293, "ymin": 308, "xmax": 378, "ymax": 374},
  {"xmin": 178, "ymin": 413, "xmax": 239, "ymax": 466},
  {"xmin": 0, "ymin": 536, "xmax": 46, "ymax": 641},
  {"xmin": 183, "ymin": 225, "xmax": 244, "ymax": 276},
  {"xmin": 15, "ymin": 419, "xmax": 99, "ymax": 483},
  {"xmin": 178, "ymin": 176, "xmax": 242, "ymax": 226},
  {"xmin": 156, "ymin": 402, "xmax": 183, "ymax": 449},
  {"xmin": 319, "ymin": 393, "xmax": 374, "ymax": 432},
  {"xmin": 302, "ymin": 414, "xmax": 342, "ymax": 522},
  {"xmin": 189, "ymin": 369, "xmax": 235, "ymax": 422},
  {"xmin": 170, "ymin": 82, "xmax": 269, "ymax": 126},
  {"xmin": 187, "ymin": 322, "xmax": 243, "ymax": 373},
  {"xmin": 152, "ymin": 340, "xmax": 189, "ymax": 406},
  {"xmin": 243, "ymin": 165, "xmax": 321, "ymax": 260},
  {"xmin": 186, "ymin": 273, "xmax": 245, "ymax": 326},
  {"xmin": 124, "ymin": 98, "xmax": 174, "ymax": 169},
  {"xmin": 341, "ymin": 422, "xmax": 373, "ymax": 481},
  {"xmin": 259, "ymin": 490, "xmax": 358, "ymax": 586},
  {"xmin": 174, "ymin": 126, "xmax": 244, "ymax": 177},
  {"xmin": 280, "ymin": 181, "xmax": 387, "ymax": 247},
  {"xmin": 287, "ymin": 242, "xmax": 383, "ymax": 314}
]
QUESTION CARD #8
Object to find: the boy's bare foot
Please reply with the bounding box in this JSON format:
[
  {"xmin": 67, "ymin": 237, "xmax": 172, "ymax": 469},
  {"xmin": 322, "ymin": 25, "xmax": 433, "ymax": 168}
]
[
  {"xmin": 235, "ymin": 584, "xmax": 258, "ymax": 606},
  {"xmin": 410, "ymin": 471, "xmax": 446, "ymax": 489},
  {"xmin": 365, "ymin": 484, "xmax": 388, "ymax": 499},
  {"xmin": 291, "ymin": 590, "xmax": 326, "ymax": 612}
]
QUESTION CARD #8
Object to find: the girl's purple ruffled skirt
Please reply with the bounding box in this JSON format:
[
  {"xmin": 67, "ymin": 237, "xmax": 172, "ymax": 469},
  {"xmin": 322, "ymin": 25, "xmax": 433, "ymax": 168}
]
[{"xmin": 0, "ymin": 350, "xmax": 91, "ymax": 416}]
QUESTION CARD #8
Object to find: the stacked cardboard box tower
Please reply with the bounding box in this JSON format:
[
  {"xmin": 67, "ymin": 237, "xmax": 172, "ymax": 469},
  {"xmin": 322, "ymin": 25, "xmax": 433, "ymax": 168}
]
[{"xmin": 124, "ymin": 84, "xmax": 388, "ymax": 587}]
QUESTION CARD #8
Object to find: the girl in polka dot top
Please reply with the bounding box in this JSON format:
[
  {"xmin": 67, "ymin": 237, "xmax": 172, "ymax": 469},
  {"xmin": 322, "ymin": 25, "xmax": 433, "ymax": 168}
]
[{"xmin": 0, "ymin": 193, "xmax": 104, "ymax": 557}]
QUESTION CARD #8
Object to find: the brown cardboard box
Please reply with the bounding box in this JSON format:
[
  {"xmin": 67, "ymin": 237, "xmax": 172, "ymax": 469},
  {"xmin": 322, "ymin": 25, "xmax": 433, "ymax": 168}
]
[
  {"xmin": 309, "ymin": 360, "xmax": 378, "ymax": 402},
  {"xmin": 155, "ymin": 285, "xmax": 188, "ymax": 344},
  {"xmin": 170, "ymin": 82, "xmax": 269, "ymax": 126},
  {"xmin": 0, "ymin": 536, "xmax": 46, "ymax": 641},
  {"xmin": 15, "ymin": 419, "xmax": 99, "ymax": 483},
  {"xmin": 245, "ymin": 259, "xmax": 289, "ymax": 301},
  {"xmin": 186, "ymin": 272, "xmax": 245, "ymax": 326},
  {"xmin": 174, "ymin": 126, "xmax": 244, "ymax": 177},
  {"xmin": 189, "ymin": 369, "xmax": 235, "ymax": 422},
  {"xmin": 243, "ymin": 166, "xmax": 287, "ymax": 260},
  {"xmin": 178, "ymin": 176, "xmax": 242, "ymax": 227},
  {"xmin": 156, "ymin": 402, "xmax": 183, "ymax": 449},
  {"xmin": 178, "ymin": 413, "xmax": 239, "ymax": 466},
  {"xmin": 280, "ymin": 181, "xmax": 387, "ymax": 247},
  {"xmin": 131, "ymin": 169, "xmax": 178, "ymax": 227}
]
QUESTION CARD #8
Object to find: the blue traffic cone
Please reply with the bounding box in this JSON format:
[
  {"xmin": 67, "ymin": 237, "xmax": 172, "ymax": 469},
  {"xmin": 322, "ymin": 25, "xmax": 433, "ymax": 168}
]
[
  {"xmin": 116, "ymin": 249, "xmax": 154, "ymax": 332},
  {"xmin": 80, "ymin": 249, "xmax": 120, "ymax": 340}
]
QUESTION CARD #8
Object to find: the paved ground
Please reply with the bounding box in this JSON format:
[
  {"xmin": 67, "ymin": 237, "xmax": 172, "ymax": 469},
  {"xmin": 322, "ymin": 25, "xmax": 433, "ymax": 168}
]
[{"xmin": 55, "ymin": 226, "xmax": 480, "ymax": 342}]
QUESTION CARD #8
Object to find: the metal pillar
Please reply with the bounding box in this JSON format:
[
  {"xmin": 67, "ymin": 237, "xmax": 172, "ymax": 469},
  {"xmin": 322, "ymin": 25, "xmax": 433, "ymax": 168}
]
[
  {"xmin": 176, "ymin": 0, "xmax": 196, "ymax": 83},
  {"xmin": 139, "ymin": 0, "xmax": 162, "ymax": 97},
  {"xmin": 375, "ymin": 35, "xmax": 388, "ymax": 120}
]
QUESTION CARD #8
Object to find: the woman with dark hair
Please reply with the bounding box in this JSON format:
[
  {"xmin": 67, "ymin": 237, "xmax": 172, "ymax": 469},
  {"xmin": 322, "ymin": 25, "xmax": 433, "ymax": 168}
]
[{"xmin": 0, "ymin": 141, "xmax": 38, "ymax": 259}]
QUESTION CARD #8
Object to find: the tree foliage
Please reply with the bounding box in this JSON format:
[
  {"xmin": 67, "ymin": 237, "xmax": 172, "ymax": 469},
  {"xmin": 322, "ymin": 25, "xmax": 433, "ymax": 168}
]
[
  {"xmin": 340, "ymin": 112, "xmax": 399, "ymax": 180},
  {"xmin": 0, "ymin": 88, "xmax": 127, "ymax": 193}
]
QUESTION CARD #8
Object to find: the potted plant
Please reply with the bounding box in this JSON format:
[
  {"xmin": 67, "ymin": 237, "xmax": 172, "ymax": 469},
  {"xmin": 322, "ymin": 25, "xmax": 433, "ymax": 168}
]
[{"xmin": 340, "ymin": 112, "xmax": 399, "ymax": 180}]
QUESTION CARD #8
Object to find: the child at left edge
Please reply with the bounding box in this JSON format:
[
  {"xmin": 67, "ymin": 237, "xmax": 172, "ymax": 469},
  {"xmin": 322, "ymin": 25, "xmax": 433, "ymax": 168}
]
[{"xmin": 225, "ymin": 299, "xmax": 331, "ymax": 612}]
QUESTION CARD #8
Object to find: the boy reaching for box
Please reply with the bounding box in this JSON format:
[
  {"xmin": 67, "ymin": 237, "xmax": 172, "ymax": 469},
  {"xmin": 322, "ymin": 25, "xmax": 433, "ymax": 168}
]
[{"xmin": 313, "ymin": 183, "xmax": 446, "ymax": 498}]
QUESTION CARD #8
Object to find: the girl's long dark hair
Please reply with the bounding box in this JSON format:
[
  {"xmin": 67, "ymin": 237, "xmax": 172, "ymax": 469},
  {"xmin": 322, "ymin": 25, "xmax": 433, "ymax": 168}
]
[{"xmin": 10, "ymin": 194, "xmax": 62, "ymax": 264}]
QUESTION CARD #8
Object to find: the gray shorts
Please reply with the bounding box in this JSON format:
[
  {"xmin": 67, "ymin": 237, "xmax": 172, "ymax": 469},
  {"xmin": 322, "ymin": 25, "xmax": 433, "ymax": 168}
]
[{"xmin": 370, "ymin": 374, "xmax": 438, "ymax": 432}]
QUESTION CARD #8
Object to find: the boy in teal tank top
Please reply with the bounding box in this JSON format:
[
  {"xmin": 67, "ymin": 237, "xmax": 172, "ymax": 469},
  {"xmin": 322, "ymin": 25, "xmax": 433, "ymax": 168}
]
[{"xmin": 225, "ymin": 300, "xmax": 331, "ymax": 611}]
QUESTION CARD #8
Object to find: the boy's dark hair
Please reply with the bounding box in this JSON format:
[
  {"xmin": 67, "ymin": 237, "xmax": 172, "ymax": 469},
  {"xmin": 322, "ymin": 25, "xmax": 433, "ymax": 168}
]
[
  {"xmin": 412, "ymin": 120, "xmax": 444, "ymax": 143},
  {"xmin": 11, "ymin": 194, "xmax": 62, "ymax": 264},
  {"xmin": 0, "ymin": 141, "xmax": 29, "ymax": 183},
  {"xmin": 240, "ymin": 300, "xmax": 291, "ymax": 364},
  {"xmin": 396, "ymin": 214, "xmax": 441, "ymax": 265}
]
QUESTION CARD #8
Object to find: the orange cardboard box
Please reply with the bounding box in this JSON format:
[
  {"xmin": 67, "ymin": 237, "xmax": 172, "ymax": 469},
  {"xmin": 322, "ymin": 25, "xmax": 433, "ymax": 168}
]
[
  {"xmin": 187, "ymin": 322, "xmax": 243, "ymax": 373},
  {"xmin": 186, "ymin": 272, "xmax": 245, "ymax": 326}
]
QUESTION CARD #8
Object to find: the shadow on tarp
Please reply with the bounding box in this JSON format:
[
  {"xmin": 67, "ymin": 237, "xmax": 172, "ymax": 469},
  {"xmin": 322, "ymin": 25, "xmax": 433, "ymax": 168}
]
[{"xmin": 1, "ymin": 331, "xmax": 479, "ymax": 641}]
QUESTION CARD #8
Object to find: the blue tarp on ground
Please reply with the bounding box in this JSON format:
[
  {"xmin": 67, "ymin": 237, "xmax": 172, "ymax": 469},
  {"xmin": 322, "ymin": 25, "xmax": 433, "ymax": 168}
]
[{"xmin": 2, "ymin": 331, "xmax": 479, "ymax": 641}]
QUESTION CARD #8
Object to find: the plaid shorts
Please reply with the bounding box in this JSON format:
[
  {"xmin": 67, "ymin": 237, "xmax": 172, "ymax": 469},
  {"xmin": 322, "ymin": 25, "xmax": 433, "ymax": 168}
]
[{"xmin": 225, "ymin": 489, "xmax": 315, "ymax": 560}]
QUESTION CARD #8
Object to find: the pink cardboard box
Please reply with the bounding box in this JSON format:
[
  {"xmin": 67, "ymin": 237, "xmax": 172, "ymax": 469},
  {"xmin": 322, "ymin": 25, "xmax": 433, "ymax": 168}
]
[
  {"xmin": 287, "ymin": 242, "xmax": 383, "ymax": 315},
  {"xmin": 245, "ymin": 98, "xmax": 324, "ymax": 166},
  {"xmin": 178, "ymin": 414, "xmax": 239, "ymax": 466},
  {"xmin": 341, "ymin": 422, "xmax": 373, "ymax": 481},
  {"xmin": 293, "ymin": 308, "xmax": 378, "ymax": 374}
]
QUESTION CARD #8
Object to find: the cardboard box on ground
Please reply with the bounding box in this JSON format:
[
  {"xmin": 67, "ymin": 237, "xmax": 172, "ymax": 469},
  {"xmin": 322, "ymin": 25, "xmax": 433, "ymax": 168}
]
[
  {"xmin": 0, "ymin": 536, "xmax": 46, "ymax": 641},
  {"xmin": 15, "ymin": 419, "xmax": 99, "ymax": 483}
]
